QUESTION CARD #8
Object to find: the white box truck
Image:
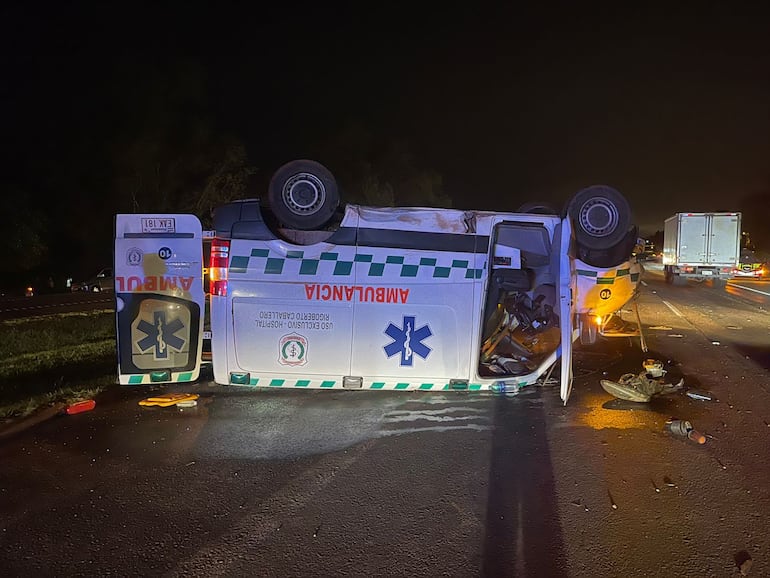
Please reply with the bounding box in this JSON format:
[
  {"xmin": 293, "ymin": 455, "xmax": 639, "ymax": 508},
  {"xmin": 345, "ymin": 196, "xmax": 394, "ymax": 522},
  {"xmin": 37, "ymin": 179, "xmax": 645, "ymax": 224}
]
[{"xmin": 662, "ymin": 212, "xmax": 741, "ymax": 286}]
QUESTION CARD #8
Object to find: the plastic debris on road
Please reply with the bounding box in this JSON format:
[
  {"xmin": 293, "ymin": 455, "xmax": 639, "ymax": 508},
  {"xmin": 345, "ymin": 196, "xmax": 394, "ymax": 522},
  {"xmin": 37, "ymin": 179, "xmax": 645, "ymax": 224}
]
[
  {"xmin": 642, "ymin": 358, "xmax": 666, "ymax": 378},
  {"xmin": 600, "ymin": 369, "xmax": 684, "ymax": 403},
  {"xmin": 65, "ymin": 399, "xmax": 96, "ymax": 415},
  {"xmin": 138, "ymin": 393, "xmax": 200, "ymax": 407},
  {"xmin": 686, "ymin": 389, "xmax": 713, "ymax": 401}
]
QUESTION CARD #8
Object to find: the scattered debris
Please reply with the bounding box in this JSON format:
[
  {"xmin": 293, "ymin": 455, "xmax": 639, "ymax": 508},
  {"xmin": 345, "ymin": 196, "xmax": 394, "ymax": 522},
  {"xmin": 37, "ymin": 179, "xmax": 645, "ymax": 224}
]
[
  {"xmin": 651, "ymin": 479, "xmax": 660, "ymax": 493},
  {"xmin": 139, "ymin": 393, "xmax": 200, "ymax": 407},
  {"xmin": 608, "ymin": 490, "xmax": 617, "ymax": 510},
  {"xmin": 686, "ymin": 389, "xmax": 713, "ymax": 401},
  {"xmin": 313, "ymin": 524, "xmax": 322, "ymax": 538},
  {"xmin": 726, "ymin": 325, "xmax": 742, "ymax": 330},
  {"xmin": 665, "ymin": 418, "xmax": 706, "ymax": 444},
  {"xmin": 601, "ymin": 371, "xmax": 683, "ymax": 403},
  {"xmin": 668, "ymin": 334, "xmax": 684, "ymax": 338},
  {"xmin": 715, "ymin": 458, "xmax": 727, "ymax": 470},
  {"xmin": 642, "ymin": 359, "xmax": 666, "ymax": 378},
  {"xmin": 65, "ymin": 399, "xmax": 96, "ymax": 415},
  {"xmin": 734, "ymin": 550, "xmax": 752, "ymax": 576},
  {"xmin": 688, "ymin": 430, "xmax": 706, "ymax": 444},
  {"xmin": 176, "ymin": 399, "xmax": 198, "ymax": 408},
  {"xmin": 711, "ymin": 341, "xmax": 721, "ymax": 346},
  {"xmin": 663, "ymin": 476, "xmax": 676, "ymax": 487},
  {"xmin": 648, "ymin": 325, "xmax": 673, "ymax": 330}
]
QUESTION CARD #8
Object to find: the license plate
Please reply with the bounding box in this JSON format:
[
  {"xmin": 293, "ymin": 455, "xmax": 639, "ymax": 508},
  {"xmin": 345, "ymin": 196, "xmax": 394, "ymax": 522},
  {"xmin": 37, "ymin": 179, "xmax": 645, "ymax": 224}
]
[
  {"xmin": 702, "ymin": 270, "xmax": 713, "ymax": 275},
  {"xmin": 141, "ymin": 217, "xmax": 176, "ymax": 233}
]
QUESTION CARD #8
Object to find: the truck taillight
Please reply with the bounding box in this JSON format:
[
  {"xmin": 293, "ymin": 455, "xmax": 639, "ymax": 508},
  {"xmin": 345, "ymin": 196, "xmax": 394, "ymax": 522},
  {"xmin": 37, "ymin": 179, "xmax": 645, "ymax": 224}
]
[{"xmin": 210, "ymin": 238, "xmax": 230, "ymax": 296}]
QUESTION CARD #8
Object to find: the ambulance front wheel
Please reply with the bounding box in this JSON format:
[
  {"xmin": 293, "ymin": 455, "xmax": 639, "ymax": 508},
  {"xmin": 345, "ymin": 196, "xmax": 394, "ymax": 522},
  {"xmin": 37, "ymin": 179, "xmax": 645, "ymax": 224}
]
[
  {"xmin": 268, "ymin": 160, "xmax": 341, "ymax": 230},
  {"xmin": 566, "ymin": 185, "xmax": 632, "ymax": 251}
]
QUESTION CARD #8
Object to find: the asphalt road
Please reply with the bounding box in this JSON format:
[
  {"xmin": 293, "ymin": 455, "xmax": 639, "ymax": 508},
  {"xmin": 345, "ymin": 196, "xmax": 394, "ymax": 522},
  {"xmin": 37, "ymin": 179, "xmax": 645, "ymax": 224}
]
[{"xmin": 2, "ymin": 264, "xmax": 770, "ymax": 576}]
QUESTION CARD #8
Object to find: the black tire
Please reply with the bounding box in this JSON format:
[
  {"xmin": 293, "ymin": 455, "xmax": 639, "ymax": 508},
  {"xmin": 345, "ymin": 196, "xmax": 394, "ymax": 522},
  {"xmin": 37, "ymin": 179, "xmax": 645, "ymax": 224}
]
[
  {"xmin": 268, "ymin": 160, "xmax": 340, "ymax": 230},
  {"xmin": 566, "ymin": 185, "xmax": 632, "ymax": 250},
  {"xmin": 712, "ymin": 278, "xmax": 727, "ymax": 289},
  {"xmin": 576, "ymin": 225, "xmax": 638, "ymax": 268},
  {"xmin": 664, "ymin": 267, "xmax": 673, "ymax": 284},
  {"xmin": 517, "ymin": 201, "xmax": 558, "ymax": 215},
  {"xmin": 672, "ymin": 274, "xmax": 687, "ymax": 286}
]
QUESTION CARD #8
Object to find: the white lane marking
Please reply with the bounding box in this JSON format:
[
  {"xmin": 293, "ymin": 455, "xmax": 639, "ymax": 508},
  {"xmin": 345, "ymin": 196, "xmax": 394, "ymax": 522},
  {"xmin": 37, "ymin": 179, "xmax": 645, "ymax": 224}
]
[
  {"xmin": 378, "ymin": 424, "xmax": 491, "ymax": 436},
  {"xmin": 386, "ymin": 407, "xmax": 487, "ymax": 416},
  {"xmin": 661, "ymin": 300, "xmax": 685, "ymax": 318},
  {"xmin": 383, "ymin": 413, "xmax": 490, "ymax": 424},
  {"xmin": 641, "ymin": 280, "xmax": 648, "ymax": 286},
  {"xmin": 729, "ymin": 283, "xmax": 770, "ymax": 297}
]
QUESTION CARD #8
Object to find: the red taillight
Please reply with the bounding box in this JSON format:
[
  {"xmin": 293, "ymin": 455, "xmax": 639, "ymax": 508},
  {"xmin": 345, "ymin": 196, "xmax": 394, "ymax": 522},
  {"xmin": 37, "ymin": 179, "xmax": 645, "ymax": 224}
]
[{"xmin": 210, "ymin": 238, "xmax": 230, "ymax": 296}]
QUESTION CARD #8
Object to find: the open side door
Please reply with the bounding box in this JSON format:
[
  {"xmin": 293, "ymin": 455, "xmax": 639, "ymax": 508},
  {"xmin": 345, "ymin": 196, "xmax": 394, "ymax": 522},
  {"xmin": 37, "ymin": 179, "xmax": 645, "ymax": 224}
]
[
  {"xmin": 555, "ymin": 217, "xmax": 575, "ymax": 404},
  {"xmin": 114, "ymin": 214, "xmax": 205, "ymax": 385}
]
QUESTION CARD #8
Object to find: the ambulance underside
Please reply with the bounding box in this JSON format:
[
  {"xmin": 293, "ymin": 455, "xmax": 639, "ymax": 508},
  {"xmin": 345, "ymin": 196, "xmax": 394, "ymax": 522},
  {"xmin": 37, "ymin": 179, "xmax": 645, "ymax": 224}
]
[{"xmin": 210, "ymin": 201, "xmax": 571, "ymax": 394}]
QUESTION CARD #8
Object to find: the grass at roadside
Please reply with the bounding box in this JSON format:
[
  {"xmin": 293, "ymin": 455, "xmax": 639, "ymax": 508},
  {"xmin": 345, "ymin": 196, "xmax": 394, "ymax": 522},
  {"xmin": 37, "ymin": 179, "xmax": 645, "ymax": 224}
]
[{"xmin": 0, "ymin": 311, "xmax": 116, "ymax": 418}]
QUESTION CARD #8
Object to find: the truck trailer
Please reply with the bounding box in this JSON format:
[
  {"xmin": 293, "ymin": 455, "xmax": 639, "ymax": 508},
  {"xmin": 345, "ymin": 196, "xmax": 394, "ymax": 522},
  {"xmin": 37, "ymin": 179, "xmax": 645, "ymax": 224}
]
[{"xmin": 662, "ymin": 212, "xmax": 741, "ymax": 286}]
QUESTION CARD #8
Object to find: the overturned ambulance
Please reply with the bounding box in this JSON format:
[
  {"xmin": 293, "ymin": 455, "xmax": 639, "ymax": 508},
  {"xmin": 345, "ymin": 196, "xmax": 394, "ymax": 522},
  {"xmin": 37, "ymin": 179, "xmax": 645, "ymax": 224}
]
[{"xmin": 114, "ymin": 160, "xmax": 642, "ymax": 403}]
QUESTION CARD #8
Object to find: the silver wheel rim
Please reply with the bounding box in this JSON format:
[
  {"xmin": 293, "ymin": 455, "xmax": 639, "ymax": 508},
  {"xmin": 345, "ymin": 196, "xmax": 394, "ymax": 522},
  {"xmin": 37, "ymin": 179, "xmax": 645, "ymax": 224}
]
[
  {"xmin": 282, "ymin": 173, "xmax": 326, "ymax": 216},
  {"xmin": 578, "ymin": 197, "xmax": 619, "ymax": 238}
]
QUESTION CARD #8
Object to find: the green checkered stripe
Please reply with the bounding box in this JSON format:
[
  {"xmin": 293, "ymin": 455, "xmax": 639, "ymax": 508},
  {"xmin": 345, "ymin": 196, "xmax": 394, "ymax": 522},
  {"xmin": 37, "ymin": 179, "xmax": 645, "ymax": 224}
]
[
  {"xmin": 230, "ymin": 248, "xmax": 484, "ymax": 279},
  {"xmin": 576, "ymin": 267, "xmax": 641, "ymax": 285},
  {"xmin": 237, "ymin": 377, "xmax": 485, "ymax": 391},
  {"xmin": 122, "ymin": 371, "xmax": 196, "ymax": 385}
]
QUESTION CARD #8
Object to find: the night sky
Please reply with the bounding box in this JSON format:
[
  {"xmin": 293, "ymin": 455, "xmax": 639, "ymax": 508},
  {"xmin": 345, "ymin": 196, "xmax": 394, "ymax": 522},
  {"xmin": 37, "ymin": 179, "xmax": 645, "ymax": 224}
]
[{"xmin": 2, "ymin": 1, "xmax": 769, "ymax": 277}]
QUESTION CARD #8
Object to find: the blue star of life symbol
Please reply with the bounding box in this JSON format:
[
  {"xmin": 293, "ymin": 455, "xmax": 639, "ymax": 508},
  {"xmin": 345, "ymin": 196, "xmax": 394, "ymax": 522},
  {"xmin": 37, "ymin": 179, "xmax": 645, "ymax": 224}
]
[
  {"xmin": 136, "ymin": 311, "xmax": 186, "ymax": 360},
  {"xmin": 384, "ymin": 315, "xmax": 433, "ymax": 366}
]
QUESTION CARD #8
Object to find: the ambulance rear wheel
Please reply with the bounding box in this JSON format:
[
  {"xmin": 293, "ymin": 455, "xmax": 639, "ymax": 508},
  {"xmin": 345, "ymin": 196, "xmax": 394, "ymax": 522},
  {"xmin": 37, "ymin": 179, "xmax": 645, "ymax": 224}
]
[
  {"xmin": 268, "ymin": 160, "xmax": 340, "ymax": 230},
  {"xmin": 517, "ymin": 201, "xmax": 558, "ymax": 215},
  {"xmin": 567, "ymin": 185, "xmax": 632, "ymax": 251}
]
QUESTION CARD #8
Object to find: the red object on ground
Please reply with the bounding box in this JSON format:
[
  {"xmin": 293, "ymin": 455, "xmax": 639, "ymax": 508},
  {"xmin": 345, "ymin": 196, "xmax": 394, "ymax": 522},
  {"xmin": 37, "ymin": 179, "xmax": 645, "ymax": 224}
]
[
  {"xmin": 687, "ymin": 429, "xmax": 707, "ymax": 444},
  {"xmin": 65, "ymin": 399, "xmax": 96, "ymax": 415}
]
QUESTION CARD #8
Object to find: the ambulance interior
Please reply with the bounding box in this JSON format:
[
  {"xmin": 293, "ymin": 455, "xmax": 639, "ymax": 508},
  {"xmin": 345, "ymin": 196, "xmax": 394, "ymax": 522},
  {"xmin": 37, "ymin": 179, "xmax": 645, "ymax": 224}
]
[{"xmin": 479, "ymin": 220, "xmax": 560, "ymax": 378}]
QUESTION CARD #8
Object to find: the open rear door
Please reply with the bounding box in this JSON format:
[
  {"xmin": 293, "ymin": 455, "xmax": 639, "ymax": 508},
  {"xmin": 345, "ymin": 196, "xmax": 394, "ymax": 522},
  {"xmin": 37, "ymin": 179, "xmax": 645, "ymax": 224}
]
[
  {"xmin": 114, "ymin": 214, "xmax": 205, "ymax": 385},
  {"xmin": 555, "ymin": 217, "xmax": 575, "ymax": 404}
]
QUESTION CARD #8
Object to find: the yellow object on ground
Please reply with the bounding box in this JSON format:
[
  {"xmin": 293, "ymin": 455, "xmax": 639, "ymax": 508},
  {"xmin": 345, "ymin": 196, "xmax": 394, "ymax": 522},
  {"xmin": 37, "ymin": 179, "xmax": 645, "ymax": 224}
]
[{"xmin": 138, "ymin": 393, "xmax": 200, "ymax": 407}]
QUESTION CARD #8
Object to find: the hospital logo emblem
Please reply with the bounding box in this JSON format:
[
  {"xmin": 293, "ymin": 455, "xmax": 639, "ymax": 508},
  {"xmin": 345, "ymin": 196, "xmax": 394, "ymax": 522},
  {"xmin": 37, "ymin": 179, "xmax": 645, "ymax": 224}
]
[
  {"xmin": 127, "ymin": 247, "xmax": 143, "ymax": 266},
  {"xmin": 279, "ymin": 333, "xmax": 308, "ymax": 366},
  {"xmin": 384, "ymin": 315, "xmax": 433, "ymax": 367}
]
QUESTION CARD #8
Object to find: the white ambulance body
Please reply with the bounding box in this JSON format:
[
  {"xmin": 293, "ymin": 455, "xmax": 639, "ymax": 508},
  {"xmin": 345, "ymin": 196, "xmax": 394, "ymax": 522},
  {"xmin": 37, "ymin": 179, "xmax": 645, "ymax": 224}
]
[{"xmin": 114, "ymin": 160, "xmax": 641, "ymax": 404}]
